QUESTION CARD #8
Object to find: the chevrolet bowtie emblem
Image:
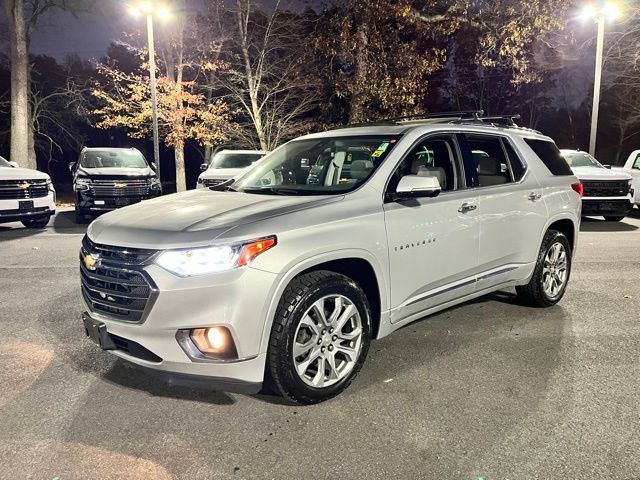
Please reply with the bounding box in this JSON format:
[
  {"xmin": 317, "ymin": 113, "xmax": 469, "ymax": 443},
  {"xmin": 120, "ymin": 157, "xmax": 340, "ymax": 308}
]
[
  {"xmin": 19, "ymin": 182, "xmax": 30, "ymax": 190},
  {"xmin": 114, "ymin": 183, "xmax": 126, "ymax": 189},
  {"xmin": 83, "ymin": 254, "xmax": 100, "ymax": 271}
]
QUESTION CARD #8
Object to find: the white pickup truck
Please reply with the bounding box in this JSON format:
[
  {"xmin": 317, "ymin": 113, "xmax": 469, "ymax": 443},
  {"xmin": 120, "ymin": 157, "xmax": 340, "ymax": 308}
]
[{"xmin": 612, "ymin": 150, "xmax": 640, "ymax": 207}]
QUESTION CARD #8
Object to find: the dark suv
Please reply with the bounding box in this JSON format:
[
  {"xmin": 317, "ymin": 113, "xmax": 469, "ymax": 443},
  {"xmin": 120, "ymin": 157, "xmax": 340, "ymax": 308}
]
[{"xmin": 70, "ymin": 147, "xmax": 161, "ymax": 223}]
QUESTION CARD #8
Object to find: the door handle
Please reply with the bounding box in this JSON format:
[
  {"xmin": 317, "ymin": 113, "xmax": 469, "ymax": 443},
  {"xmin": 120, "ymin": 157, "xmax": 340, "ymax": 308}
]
[
  {"xmin": 528, "ymin": 192, "xmax": 542, "ymax": 202},
  {"xmin": 458, "ymin": 202, "xmax": 477, "ymax": 213}
]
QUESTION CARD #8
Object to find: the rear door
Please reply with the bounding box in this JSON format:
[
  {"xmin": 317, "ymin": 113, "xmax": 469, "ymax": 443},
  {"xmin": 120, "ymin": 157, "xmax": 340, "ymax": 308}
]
[
  {"xmin": 460, "ymin": 133, "xmax": 548, "ymax": 290},
  {"xmin": 383, "ymin": 133, "xmax": 480, "ymax": 324}
]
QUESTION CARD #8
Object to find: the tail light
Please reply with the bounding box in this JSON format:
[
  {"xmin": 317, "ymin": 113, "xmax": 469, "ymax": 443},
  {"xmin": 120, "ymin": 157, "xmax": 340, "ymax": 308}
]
[{"xmin": 571, "ymin": 182, "xmax": 584, "ymax": 197}]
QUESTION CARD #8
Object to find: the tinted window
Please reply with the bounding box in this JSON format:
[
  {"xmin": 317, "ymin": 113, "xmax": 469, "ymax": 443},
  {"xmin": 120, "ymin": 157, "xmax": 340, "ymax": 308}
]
[
  {"xmin": 80, "ymin": 150, "xmax": 147, "ymax": 169},
  {"xmin": 524, "ymin": 139, "xmax": 573, "ymax": 175},
  {"xmin": 388, "ymin": 135, "xmax": 462, "ymax": 192},
  {"xmin": 467, "ymin": 135, "xmax": 514, "ymax": 187},
  {"xmin": 0, "ymin": 156, "xmax": 10, "ymax": 168},
  {"xmin": 232, "ymin": 136, "xmax": 401, "ymax": 195}
]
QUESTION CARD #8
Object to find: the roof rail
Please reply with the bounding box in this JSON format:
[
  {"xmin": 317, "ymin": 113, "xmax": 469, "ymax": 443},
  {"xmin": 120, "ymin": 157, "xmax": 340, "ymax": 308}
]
[{"xmin": 345, "ymin": 111, "xmax": 484, "ymax": 128}]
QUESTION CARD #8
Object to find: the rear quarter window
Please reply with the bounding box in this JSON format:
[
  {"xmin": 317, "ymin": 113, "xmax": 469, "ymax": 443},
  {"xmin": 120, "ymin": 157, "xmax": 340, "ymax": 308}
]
[{"xmin": 524, "ymin": 139, "xmax": 573, "ymax": 176}]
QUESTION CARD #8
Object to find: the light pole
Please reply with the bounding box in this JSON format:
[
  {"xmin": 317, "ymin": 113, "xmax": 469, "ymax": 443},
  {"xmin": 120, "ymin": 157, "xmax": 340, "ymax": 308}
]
[
  {"xmin": 128, "ymin": 2, "xmax": 171, "ymax": 185},
  {"xmin": 581, "ymin": 2, "xmax": 620, "ymax": 156}
]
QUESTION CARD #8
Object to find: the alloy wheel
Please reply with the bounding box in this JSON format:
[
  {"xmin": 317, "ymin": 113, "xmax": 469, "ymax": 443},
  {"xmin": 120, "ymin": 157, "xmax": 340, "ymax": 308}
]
[
  {"xmin": 292, "ymin": 294, "xmax": 363, "ymax": 388},
  {"xmin": 542, "ymin": 242, "xmax": 568, "ymax": 299}
]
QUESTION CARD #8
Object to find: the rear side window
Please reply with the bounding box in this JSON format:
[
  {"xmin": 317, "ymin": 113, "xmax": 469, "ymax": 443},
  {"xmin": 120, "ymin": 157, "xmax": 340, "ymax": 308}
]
[
  {"xmin": 502, "ymin": 139, "xmax": 527, "ymax": 181},
  {"xmin": 524, "ymin": 139, "xmax": 573, "ymax": 175},
  {"xmin": 466, "ymin": 135, "xmax": 515, "ymax": 187}
]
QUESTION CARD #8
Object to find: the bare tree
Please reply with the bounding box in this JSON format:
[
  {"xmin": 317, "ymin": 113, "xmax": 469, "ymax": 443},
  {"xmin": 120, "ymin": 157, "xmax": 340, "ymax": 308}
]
[
  {"xmin": 212, "ymin": 0, "xmax": 321, "ymax": 150},
  {"xmin": 1, "ymin": 0, "xmax": 90, "ymax": 170}
]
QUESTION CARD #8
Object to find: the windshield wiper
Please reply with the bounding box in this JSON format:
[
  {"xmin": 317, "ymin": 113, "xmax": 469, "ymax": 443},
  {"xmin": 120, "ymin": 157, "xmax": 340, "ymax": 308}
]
[{"xmin": 242, "ymin": 187, "xmax": 301, "ymax": 196}]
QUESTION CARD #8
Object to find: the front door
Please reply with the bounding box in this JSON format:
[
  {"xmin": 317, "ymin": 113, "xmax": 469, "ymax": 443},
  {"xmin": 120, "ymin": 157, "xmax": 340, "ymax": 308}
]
[{"xmin": 383, "ymin": 134, "xmax": 480, "ymax": 324}]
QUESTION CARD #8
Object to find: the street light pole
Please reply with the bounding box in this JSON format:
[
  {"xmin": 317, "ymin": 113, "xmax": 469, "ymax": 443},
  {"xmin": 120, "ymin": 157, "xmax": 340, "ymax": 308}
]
[
  {"xmin": 589, "ymin": 17, "xmax": 605, "ymax": 157},
  {"xmin": 146, "ymin": 12, "xmax": 161, "ymax": 184}
]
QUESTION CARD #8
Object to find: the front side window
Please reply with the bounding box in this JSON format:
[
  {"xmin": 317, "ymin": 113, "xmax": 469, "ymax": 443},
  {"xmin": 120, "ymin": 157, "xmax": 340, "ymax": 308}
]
[
  {"xmin": 210, "ymin": 152, "xmax": 264, "ymax": 169},
  {"xmin": 232, "ymin": 136, "xmax": 401, "ymax": 195},
  {"xmin": 387, "ymin": 135, "xmax": 462, "ymax": 193},
  {"xmin": 80, "ymin": 150, "xmax": 148, "ymax": 169},
  {"xmin": 466, "ymin": 135, "xmax": 514, "ymax": 187},
  {"xmin": 562, "ymin": 151, "xmax": 603, "ymax": 169}
]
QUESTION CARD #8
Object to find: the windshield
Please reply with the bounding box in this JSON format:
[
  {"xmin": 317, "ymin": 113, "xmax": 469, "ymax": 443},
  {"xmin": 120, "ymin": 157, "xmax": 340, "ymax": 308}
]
[
  {"xmin": 80, "ymin": 150, "xmax": 148, "ymax": 169},
  {"xmin": 0, "ymin": 156, "xmax": 10, "ymax": 168},
  {"xmin": 562, "ymin": 151, "xmax": 603, "ymax": 168},
  {"xmin": 231, "ymin": 136, "xmax": 401, "ymax": 195},
  {"xmin": 210, "ymin": 152, "xmax": 265, "ymax": 169}
]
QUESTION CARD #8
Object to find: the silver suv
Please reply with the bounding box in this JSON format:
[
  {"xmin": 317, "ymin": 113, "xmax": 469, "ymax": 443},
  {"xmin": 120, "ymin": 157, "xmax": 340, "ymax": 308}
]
[{"xmin": 80, "ymin": 114, "xmax": 582, "ymax": 404}]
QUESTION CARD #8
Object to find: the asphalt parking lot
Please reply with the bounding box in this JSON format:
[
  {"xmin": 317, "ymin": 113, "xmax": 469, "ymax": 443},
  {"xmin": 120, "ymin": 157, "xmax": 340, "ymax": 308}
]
[{"xmin": 1, "ymin": 208, "xmax": 639, "ymax": 480}]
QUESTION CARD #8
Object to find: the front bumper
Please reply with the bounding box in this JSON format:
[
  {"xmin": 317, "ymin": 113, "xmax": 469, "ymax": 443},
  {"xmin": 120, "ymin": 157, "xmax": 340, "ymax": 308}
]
[
  {"xmin": 81, "ymin": 260, "xmax": 280, "ymax": 386},
  {"xmin": 0, "ymin": 193, "xmax": 55, "ymax": 224},
  {"xmin": 581, "ymin": 198, "xmax": 633, "ymax": 216},
  {"xmin": 76, "ymin": 188, "xmax": 161, "ymax": 212}
]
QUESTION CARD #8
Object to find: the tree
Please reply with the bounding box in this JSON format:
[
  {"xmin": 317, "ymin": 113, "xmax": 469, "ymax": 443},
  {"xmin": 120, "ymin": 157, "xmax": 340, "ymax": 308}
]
[
  {"xmin": 1, "ymin": 0, "xmax": 89, "ymax": 170},
  {"xmin": 208, "ymin": 0, "xmax": 321, "ymax": 150},
  {"xmin": 92, "ymin": 53, "xmax": 231, "ymax": 192}
]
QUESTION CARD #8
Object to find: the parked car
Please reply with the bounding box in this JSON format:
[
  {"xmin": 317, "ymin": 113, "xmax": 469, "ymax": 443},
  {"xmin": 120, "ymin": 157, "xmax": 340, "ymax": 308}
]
[
  {"xmin": 0, "ymin": 155, "xmax": 55, "ymax": 228},
  {"xmin": 611, "ymin": 149, "xmax": 640, "ymax": 207},
  {"xmin": 70, "ymin": 147, "xmax": 161, "ymax": 224},
  {"xmin": 561, "ymin": 149, "xmax": 633, "ymax": 221},
  {"xmin": 196, "ymin": 149, "xmax": 268, "ymax": 189},
  {"xmin": 80, "ymin": 116, "xmax": 581, "ymax": 404}
]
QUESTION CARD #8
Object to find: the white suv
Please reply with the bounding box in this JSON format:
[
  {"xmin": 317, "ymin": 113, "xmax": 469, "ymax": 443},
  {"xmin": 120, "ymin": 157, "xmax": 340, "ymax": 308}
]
[
  {"xmin": 0, "ymin": 155, "xmax": 56, "ymax": 228},
  {"xmin": 80, "ymin": 116, "xmax": 581, "ymax": 404}
]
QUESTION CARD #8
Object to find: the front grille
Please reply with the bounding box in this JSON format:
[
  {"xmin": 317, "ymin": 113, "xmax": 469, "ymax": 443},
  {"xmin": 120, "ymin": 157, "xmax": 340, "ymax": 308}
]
[
  {"xmin": 582, "ymin": 180, "xmax": 630, "ymax": 197},
  {"xmin": 0, "ymin": 179, "xmax": 49, "ymax": 199},
  {"xmin": 80, "ymin": 236, "xmax": 157, "ymax": 322},
  {"xmin": 203, "ymin": 178, "xmax": 226, "ymax": 187},
  {"xmin": 89, "ymin": 178, "xmax": 150, "ymax": 197}
]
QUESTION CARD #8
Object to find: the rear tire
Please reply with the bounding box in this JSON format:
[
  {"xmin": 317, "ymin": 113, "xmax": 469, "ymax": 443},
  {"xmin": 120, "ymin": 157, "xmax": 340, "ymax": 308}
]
[
  {"xmin": 21, "ymin": 217, "xmax": 49, "ymax": 229},
  {"xmin": 604, "ymin": 216, "xmax": 625, "ymax": 222},
  {"xmin": 267, "ymin": 271, "xmax": 371, "ymax": 405},
  {"xmin": 516, "ymin": 229, "xmax": 572, "ymax": 307}
]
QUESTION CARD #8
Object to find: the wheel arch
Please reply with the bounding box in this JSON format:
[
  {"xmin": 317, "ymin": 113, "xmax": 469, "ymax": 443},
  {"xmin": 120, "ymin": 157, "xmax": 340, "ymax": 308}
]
[
  {"xmin": 546, "ymin": 216, "xmax": 577, "ymax": 253},
  {"xmin": 258, "ymin": 250, "xmax": 388, "ymax": 354}
]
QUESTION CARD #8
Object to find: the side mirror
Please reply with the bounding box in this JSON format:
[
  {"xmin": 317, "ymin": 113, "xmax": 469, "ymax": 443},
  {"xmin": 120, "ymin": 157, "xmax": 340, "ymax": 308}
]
[
  {"xmin": 8, "ymin": 161, "xmax": 19, "ymax": 168},
  {"xmin": 68, "ymin": 161, "xmax": 76, "ymax": 173},
  {"xmin": 395, "ymin": 175, "xmax": 441, "ymax": 199},
  {"xmin": 200, "ymin": 163, "xmax": 209, "ymax": 172},
  {"xmin": 150, "ymin": 162, "xmax": 157, "ymax": 171}
]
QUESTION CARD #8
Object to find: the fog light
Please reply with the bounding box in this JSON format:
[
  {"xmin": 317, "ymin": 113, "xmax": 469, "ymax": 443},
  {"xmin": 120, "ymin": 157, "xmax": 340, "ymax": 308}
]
[{"xmin": 176, "ymin": 327, "xmax": 238, "ymax": 361}]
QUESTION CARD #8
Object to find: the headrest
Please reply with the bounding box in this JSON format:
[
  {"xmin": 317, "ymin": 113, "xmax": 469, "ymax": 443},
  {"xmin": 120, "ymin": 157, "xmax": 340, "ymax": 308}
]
[
  {"xmin": 477, "ymin": 156, "xmax": 501, "ymax": 175},
  {"xmin": 350, "ymin": 160, "xmax": 374, "ymax": 180},
  {"xmin": 416, "ymin": 165, "xmax": 446, "ymax": 189}
]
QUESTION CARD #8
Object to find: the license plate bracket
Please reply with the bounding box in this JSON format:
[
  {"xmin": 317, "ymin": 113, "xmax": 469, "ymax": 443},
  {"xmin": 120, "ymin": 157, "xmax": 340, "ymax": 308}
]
[
  {"xmin": 82, "ymin": 314, "xmax": 116, "ymax": 350},
  {"xmin": 19, "ymin": 200, "xmax": 34, "ymax": 211}
]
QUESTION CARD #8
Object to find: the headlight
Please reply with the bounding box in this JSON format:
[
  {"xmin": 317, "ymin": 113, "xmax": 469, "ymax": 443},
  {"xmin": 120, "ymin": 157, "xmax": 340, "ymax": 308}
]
[
  {"xmin": 149, "ymin": 177, "xmax": 161, "ymax": 190},
  {"xmin": 75, "ymin": 177, "xmax": 91, "ymax": 191},
  {"xmin": 155, "ymin": 236, "xmax": 276, "ymax": 277}
]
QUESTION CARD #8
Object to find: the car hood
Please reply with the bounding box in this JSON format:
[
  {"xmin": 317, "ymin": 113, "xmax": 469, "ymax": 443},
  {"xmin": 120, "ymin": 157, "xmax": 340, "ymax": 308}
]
[
  {"xmin": 0, "ymin": 166, "xmax": 50, "ymax": 180},
  {"xmin": 572, "ymin": 166, "xmax": 632, "ymax": 181},
  {"xmin": 87, "ymin": 189, "xmax": 339, "ymax": 249},
  {"xmin": 77, "ymin": 166, "xmax": 155, "ymax": 178},
  {"xmin": 199, "ymin": 168, "xmax": 245, "ymax": 180}
]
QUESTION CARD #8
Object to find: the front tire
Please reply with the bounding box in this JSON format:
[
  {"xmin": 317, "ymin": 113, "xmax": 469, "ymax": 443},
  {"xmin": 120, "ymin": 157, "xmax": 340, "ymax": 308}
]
[
  {"xmin": 74, "ymin": 206, "xmax": 89, "ymax": 224},
  {"xmin": 267, "ymin": 271, "xmax": 372, "ymax": 404},
  {"xmin": 604, "ymin": 216, "xmax": 625, "ymax": 222},
  {"xmin": 516, "ymin": 229, "xmax": 572, "ymax": 307},
  {"xmin": 21, "ymin": 217, "xmax": 49, "ymax": 229}
]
